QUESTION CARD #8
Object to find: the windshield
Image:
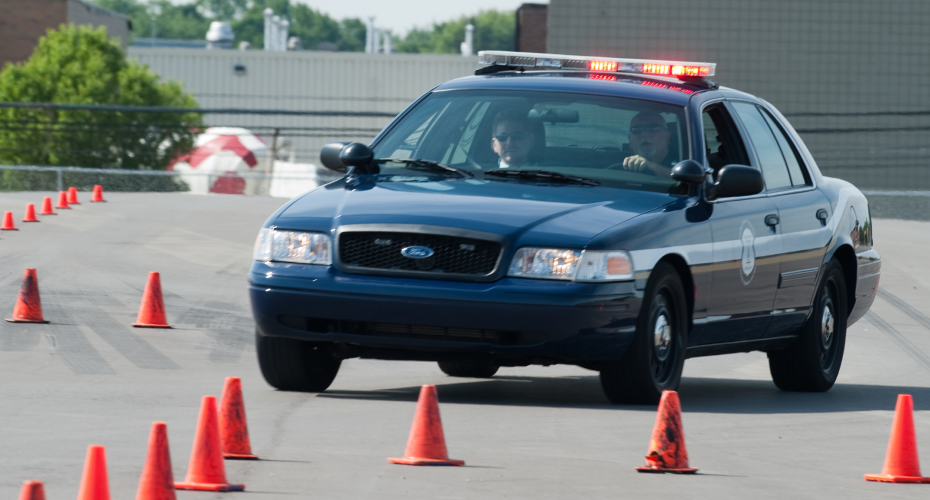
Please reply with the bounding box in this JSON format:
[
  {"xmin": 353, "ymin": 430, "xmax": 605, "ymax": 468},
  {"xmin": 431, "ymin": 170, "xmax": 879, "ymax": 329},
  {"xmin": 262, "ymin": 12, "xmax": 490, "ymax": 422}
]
[{"xmin": 372, "ymin": 89, "xmax": 690, "ymax": 194}]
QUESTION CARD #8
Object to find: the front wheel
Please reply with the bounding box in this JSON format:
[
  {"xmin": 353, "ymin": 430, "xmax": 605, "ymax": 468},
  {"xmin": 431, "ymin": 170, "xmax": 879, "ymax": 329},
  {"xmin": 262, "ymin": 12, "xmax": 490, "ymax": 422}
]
[
  {"xmin": 599, "ymin": 263, "xmax": 688, "ymax": 405},
  {"xmin": 768, "ymin": 260, "xmax": 847, "ymax": 392},
  {"xmin": 256, "ymin": 331, "xmax": 341, "ymax": 392}
]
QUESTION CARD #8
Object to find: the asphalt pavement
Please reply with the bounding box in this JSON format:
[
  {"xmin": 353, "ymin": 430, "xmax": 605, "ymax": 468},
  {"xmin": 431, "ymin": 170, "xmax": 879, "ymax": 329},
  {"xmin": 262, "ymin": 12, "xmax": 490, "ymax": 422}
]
[{"xmin": 0, "ymin": 191, "xmax": 928, "ymax": 499}]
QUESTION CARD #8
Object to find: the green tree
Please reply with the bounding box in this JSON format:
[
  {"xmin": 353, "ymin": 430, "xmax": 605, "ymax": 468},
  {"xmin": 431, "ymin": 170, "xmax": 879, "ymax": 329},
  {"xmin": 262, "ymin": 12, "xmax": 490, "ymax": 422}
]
[
  {"xmin": 0, "ymin": 25, "xmax": 202, "ymax": 173},
  {"xmin": 396, "ymin": 10, "xmax": 515, "ymax": 54}
]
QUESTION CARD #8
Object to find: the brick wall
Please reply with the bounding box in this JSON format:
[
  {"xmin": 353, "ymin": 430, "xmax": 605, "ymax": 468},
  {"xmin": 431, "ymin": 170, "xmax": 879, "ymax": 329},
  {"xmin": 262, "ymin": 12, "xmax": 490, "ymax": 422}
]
[
  {"xmin": 0, "ymin": 0, "xmax": 68, "ymax": 68},
  {"xmin": 516, "ymin": 4, "xmax": 548, "ymax": 53},
  {"xmin": 546, "ymin": 0, "xmax": 930, "ymax": 190},
  {"xmin": 0, "ymin": 0, "xmax": 128, "ymax": 69}
]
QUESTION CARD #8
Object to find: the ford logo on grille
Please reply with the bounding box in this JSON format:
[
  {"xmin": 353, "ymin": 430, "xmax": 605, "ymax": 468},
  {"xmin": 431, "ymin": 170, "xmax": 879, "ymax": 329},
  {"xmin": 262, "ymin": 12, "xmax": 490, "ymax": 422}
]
[{"xmin": 401, "ymin": 246, "xmax": 434, "ymax": 259}]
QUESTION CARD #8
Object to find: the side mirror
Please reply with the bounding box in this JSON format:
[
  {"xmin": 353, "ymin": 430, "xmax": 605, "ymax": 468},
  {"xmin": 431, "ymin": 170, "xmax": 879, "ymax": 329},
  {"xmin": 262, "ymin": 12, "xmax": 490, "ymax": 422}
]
[
  {"xmin": 319, "ymin": 142, "xmax": 377, "ymax": 174},
  {"xmin": 320, "ymin": 142, "xmax": 350, "ymax": 172},
  {"xmin": 706, "ymin": 165, "xmax": 764, "ymax": 200},
  {"xmin": 339, "ymin": 142, "xmax": 377, "ymax": 174},
  {"xmin": 670, "ymin": 160, "xmax": 707, "ymax": 184}
]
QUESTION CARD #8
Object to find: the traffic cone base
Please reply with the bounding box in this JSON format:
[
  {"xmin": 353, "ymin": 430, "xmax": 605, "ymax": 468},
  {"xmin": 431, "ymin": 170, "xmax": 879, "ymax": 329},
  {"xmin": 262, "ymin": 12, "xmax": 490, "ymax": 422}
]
[
  {"xmin": 133, "ymin": 271, "xmax": 171, "ymax": 328},
  {"xmin": 388, "ymin": 385, "xmax": 464, "ymax": 467},
  {"xmin": 6, "ymin": 268, "xmax": 48, "ymax": 323},
  {"xmin": 635, "ymin": 390, "xmax": 698, "ymax": 474},
  {"xmin": 387, "ymin": 457, "xmax": 465, "ymax": 466},
  {"xmin": 864, "ymin": 394, "xmax": 930, "ymax": 483},
  {"xmin": 174, "ymin": 481, "xmax": 245, "ymax": 492},
  {"xmin": 863, "ymin": 473, "xmax": 930, "ymax": 483}
]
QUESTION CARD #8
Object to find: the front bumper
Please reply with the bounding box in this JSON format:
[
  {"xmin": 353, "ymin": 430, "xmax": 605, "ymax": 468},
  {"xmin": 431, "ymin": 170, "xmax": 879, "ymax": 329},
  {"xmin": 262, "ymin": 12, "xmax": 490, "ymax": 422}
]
[{"xmin": 249, "ymin": 261, "xmax": 642, "ymax": 364}]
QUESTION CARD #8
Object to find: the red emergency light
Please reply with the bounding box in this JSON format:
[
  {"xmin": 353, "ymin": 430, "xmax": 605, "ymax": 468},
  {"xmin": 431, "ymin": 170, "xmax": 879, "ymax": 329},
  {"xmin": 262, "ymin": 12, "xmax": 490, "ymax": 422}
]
[{"xmin": 589, "ymin": 60, "xmax": 619, "ymax": 72}]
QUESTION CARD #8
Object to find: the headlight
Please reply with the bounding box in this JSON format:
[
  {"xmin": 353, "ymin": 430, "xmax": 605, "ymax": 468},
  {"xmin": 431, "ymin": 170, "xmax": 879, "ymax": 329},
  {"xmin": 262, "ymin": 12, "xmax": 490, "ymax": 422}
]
[
  {"xmin": 253, "ymin": 228, "xmax": 332, "ymax": 265},
  {"xmin": 507, "ymin": 247, "xmax": 582, "ymax": 280},
  {"xmin": 507, "ymin": 247, "xmax": 633, "ymax": 281},
  {"xmin": 574, "ymin": 250, "xmax": 634, "ymax": 281}
]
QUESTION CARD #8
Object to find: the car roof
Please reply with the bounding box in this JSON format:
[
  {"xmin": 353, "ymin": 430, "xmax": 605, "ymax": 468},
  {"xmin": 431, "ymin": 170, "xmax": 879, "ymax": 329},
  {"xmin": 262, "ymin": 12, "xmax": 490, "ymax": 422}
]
[{"xmin": 432, "ymin": 71, "xmax": 714, "ymax": 106}]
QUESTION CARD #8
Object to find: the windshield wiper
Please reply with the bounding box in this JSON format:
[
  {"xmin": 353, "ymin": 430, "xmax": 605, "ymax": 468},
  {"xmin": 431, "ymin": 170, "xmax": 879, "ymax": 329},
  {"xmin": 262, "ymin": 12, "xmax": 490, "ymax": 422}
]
[
  {"xmin": 484, "ymin": 169, "xmax": 600, "ymax": 186},
  {"xmin": 375, "ymin": 158, "xmax": 474, "ymax": 178}
]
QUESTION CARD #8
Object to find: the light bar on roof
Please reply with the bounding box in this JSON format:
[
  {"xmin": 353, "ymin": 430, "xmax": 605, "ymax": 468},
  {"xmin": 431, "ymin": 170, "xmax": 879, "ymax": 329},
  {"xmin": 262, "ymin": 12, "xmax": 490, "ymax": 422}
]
[{"xmin": 477, "ymin": 51, "xmax": 716, "ymax": 78}]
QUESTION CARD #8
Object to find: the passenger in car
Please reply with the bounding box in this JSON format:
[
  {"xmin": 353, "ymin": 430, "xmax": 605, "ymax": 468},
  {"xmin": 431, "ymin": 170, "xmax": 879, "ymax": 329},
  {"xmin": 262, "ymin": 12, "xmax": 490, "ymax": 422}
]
[
  {"xmin": 622, "ymin": 112, "xmax": 674, "ymax": 178},
  {"xmin": 490, "ymin": 108, "xmax": 537, "ymax": 169}
]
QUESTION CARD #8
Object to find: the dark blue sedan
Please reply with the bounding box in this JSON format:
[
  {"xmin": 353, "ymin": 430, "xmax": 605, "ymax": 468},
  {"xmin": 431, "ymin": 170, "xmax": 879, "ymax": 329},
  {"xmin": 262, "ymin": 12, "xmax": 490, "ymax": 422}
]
[{"xmin": 249, "ymin": 51, "xmax": 880, "ymax": 404}]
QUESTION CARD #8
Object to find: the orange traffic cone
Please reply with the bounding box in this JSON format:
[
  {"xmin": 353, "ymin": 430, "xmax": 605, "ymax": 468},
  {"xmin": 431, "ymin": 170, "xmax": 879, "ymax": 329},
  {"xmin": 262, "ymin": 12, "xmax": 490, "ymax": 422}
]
[
  {"xmin": 388, "ymin": 385, "xmax": 464, "ymax": 466},
  {"xmin": 219, "ymin": 377, "xmax": 258, "ymax": 459},
  {"xmin": 23, "ymin": 204, "xmax": 39, "ymax": 222},
  {"xmin": 18, "ymin": 480, "xmax": 45, "ymax": 500},
  {"xmin": 40, "ymin": 197, "xmax": 56, "ymax": 215},
  {"xmin": 175, "ymin": 396, "xmax": 245, "ymax": 492},
  {"xmin": 137, "ymin": 422, "xmax": 176, "ymax": 500},
  {"xmin": 91, "ymin": 184, "xmax": 106, "ymax": 202},
  {"xmin": 865, "ymin": 394, "xmax": 930, "ymax": 483},
  {"xmin": 133, "ymin": 272, "xmax": 171, "ymax": 328},
  {"xmin": 635, "ymin": 390, "xmax": 698, "ymax": 474},
  {"xmin": 77, "ymin": 445, "xmax": 110, "ymax": 500},
  {"xmin": 55, "ymin": 191, "xmax": 70, "ymax": 209},
  {"xmin": 2, "ymin": 211, "xmax": 18, "ymax": 230},
  {"xmin": 68, "ymin": 186, "xmax": 81, "ymax": 204},
  {"xmin": 6, "ymin": 268, "xmax": 48, "ymax": 324}
]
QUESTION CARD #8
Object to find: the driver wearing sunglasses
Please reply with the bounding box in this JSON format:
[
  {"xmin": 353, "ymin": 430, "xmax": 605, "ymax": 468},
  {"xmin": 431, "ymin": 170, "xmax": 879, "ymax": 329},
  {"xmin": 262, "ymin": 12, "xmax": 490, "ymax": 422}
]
[
  {"xmin": 622, "ymin": 112, "xmax": 673, "ymax": 177},
  {"xmin": 491, "ymin": 108, "xmax": 536, "ymax": 169}
]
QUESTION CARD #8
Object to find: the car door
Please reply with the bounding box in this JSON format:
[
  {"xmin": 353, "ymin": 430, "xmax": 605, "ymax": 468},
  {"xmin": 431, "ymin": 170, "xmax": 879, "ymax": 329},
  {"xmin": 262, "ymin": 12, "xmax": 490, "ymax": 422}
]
[
  {"xmin": 698, "ymin": 102, "xmax": 781, "ymax": 345},
  {"xmin": 746, "ymin": 103, "xmax": 831, "ymax": 335}
]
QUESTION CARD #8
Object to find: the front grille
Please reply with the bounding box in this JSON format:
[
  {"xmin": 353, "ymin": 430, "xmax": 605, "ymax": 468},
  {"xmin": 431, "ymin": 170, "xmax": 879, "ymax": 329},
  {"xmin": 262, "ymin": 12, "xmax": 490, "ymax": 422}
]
[{"xmin": 339, "ymin": 231, "xmax": 501, "ymax": 277}]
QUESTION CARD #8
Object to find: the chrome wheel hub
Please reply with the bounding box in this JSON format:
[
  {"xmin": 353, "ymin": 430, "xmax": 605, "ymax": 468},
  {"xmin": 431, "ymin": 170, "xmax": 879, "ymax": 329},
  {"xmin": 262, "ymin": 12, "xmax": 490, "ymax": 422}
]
[
  {"xmin": 654, "ymin": 313, "xmax": 671, "ymax": 361},
  {"xmin": 821, "ymin": 302, "xmax": 835, "ymax": 350}
]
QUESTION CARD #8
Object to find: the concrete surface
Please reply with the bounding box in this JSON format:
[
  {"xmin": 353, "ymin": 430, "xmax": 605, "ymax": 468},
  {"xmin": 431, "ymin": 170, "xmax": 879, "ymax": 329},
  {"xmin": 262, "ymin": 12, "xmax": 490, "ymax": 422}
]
[{"xmin": 0, "ymin": 191, "xmax": 927, "ymax": 499}]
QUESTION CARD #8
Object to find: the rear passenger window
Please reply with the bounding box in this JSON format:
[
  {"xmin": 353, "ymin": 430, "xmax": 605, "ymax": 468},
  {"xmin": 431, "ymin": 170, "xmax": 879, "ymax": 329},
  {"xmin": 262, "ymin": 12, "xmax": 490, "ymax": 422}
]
[
  {"xmin": 759, "ymin": 109, "xmax": 811, "ymax": 186},
  {"xmin": 701, "ymin": 104, "xmax": 750, "ymax": 179},
  {"xmin": 731, "ymin": 102, "xmax": 792, "ymax": 190}
]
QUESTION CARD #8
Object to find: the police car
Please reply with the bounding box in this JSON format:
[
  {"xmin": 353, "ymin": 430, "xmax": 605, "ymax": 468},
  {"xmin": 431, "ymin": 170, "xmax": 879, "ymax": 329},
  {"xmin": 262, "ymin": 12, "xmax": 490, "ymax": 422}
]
[{"xmin": 250, "ymin": 51, "xmax": 880, "ymax": 404}]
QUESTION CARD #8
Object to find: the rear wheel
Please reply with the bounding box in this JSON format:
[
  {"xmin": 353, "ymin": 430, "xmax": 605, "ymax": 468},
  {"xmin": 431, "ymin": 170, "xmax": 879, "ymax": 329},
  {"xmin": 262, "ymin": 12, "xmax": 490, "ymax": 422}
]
[
  {"xmin": 600, "ymin": 263, "xmax": 688, "ymax": 405},
  {"xmin": 768, "ymin": 260, "xmax": 847, "ymax": 391},
  {"xmin": 256, "ymin": 331, "xmax": 341, "ymax": 392},
  {"xmin": 438, "ymin": 361, "xmax": 499, "ymax": 378}
]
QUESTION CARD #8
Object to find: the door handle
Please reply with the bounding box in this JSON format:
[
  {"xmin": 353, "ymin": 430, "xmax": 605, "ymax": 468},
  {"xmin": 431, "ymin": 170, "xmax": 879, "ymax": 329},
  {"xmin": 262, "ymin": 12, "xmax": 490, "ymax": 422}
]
[
  {"xmin": 765, "ymin": 214, "xmax": 779, "ymax": 226},
  {"xmin": 816, "ymin": 209, "xmax": 828, "ymax": 220}
]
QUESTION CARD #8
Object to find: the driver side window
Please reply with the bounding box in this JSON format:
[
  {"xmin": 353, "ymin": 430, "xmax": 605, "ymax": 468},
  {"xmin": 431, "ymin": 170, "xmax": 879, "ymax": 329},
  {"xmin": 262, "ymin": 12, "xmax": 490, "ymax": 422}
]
[{"xmin": 701, "ymin": 104, "xmax": 750, "ymax": 179}]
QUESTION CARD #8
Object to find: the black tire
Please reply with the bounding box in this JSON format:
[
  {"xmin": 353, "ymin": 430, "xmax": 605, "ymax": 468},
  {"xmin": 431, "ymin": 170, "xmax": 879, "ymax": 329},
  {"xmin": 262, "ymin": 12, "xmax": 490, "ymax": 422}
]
[
  {"xmin": 768, "ymin": 260, "xmax": 847, "ymax": 392},
  {"xmin": 256, "ymin": 331, "xmax": 341, "ymax": 392},
  {"xmin": 600, "ymin": 263, "xmax": 688, "ymax": 405},
  {"xmin": 438, "ymin": 361, "xmax": 499, "ymax": 378}
]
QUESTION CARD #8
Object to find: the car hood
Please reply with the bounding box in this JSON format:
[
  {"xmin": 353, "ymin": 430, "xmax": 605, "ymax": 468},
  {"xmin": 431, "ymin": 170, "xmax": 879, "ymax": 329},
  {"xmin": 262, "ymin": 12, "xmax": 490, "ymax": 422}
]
[{"xmin": 275, "ymin": 177, "xmax": 679, "ymax": 247}]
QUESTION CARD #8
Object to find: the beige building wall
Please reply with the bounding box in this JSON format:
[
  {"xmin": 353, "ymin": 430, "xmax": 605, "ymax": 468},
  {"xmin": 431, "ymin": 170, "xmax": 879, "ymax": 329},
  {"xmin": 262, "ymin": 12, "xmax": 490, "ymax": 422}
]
[
  {"xmin": 130, "ymin": 48, "xmax": 480, "ymax": 163},
  {"xmin": 67, "ymin": 0, "xmax": 130, "ymax": 49}
]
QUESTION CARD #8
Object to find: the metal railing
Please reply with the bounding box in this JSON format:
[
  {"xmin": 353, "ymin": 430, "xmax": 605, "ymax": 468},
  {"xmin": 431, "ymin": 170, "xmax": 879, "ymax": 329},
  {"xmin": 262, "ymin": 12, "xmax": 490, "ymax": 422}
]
[{"xmin": 0, "ymin": 164, "xmax": 338, "ymax": 195}]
